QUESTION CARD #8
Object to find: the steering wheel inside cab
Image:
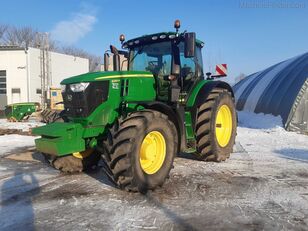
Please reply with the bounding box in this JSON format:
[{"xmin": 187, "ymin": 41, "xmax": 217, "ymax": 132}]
[
  {"xmin": 181, "ymin": 66, "xmax": 194, "ymax": 81},
  {"xmin": 146, "ymin": 61, "xmax": 160, "ymax": 75}
]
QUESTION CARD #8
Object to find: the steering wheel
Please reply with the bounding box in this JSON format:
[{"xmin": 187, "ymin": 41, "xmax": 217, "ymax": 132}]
[
  {"xmin": 184, "ymin": 71, "xmax": 195, "ymax": 80},
  {"xmin": 148, "ymin": 61, "xmax": 158, "ymax": 67},
  {"xmin": 146, "ymin": 61, "xmax": 160, "ymax": 74}
]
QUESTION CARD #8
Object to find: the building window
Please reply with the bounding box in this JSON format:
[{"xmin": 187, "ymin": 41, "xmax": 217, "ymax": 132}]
[
  {"xmin": 36, "ymin": 89, "xmax": 42, "ymax": 94},
  {"xmin": 12, "ymin": 88, "xmax": 21, "ymax": 94},
  {"xmin": 0, "ymin": 70, "xmax": 6, "ymax": 95}
]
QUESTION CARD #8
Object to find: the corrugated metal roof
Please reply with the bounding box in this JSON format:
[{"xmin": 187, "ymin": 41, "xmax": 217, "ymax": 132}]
[{"xmin": 234, "ymin": 52, "xmax": 308, "ymax": 133}]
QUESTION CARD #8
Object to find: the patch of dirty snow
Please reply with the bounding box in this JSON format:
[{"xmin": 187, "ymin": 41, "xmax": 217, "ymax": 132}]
[{"xmin": 0, "ymin": 118, "xmax": 44, "ymax": 132}]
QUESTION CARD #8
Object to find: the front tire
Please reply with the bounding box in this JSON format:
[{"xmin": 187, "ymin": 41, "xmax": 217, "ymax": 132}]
[
  {"xmin": 100, "ymin": 110, "xmax": 178, "ymax": 193},
  {"xmin": 195, "ymin": 88, "xmax": 237, "ymax": 161}
]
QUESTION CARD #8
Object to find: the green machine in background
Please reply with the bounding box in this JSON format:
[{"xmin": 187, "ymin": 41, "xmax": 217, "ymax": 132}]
[
  {"xmin": 32, "ymin": 20, "xmax": 237, "ymax": 193},
  {"xmin": 5, "ymin": 102, "xmax": 39, "ymax": 122}
]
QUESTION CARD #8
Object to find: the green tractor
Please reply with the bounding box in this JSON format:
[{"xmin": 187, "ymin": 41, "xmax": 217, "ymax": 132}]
[{"xmin": 32, "ymin": 20, "xmax": 237, "ymax": 193}]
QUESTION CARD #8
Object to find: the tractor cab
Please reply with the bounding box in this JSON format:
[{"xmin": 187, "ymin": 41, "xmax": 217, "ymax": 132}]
[
  {"xmin": 123, "ymin": 32, "xmax": 204, "ymax": 101},
  {"xmin": 107, "ymin": 20, "xmax": 206, "ymax": 103}
]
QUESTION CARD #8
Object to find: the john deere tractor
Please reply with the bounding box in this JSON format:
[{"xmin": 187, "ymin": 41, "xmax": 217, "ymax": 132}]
[{"xmin": 32, "ymin": 20, "xmax": 237, "ymax": 193}]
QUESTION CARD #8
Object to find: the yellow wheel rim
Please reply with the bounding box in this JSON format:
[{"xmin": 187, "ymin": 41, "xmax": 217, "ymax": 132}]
[
  {"xmin": 9, "ymin": 117, "xmax": 17, "ymax": 122},
  {"xmin": 215, "ymin": 105, "xmax": 233, "ymax": 147},
  {"xmin": 73, "ymin": 149, "xmax": 93, "ymax": 159},
  {"xmin": 139, "ymin": 131, "xmax": 166, "ymax": 175}
]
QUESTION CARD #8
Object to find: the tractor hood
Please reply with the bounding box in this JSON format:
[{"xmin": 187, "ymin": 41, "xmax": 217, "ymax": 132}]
[{"xmin": 61, "ymin": 71, "xmax": 153, "ymax": 85}]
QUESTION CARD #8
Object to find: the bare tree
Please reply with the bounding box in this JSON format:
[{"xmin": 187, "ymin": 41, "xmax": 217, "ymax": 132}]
[
  {"xmin": 0, "ymin": 24, "xmax": 8, "ymax": 43},
  {"xmin": 2, "ymin": 26, "xmax": 38, "ymax": 47},
  {"xmin": 48, "ymin": 39, "xmax": 59, "ymax": 52},
  {"xmin": 2, "ymin": 26, "xmax": 18, "ymax": 45},
  {"xmin": 17, "ymin": 27, "xmax": 37, "ymax": 48},
  {"xmin": 88, "ymin": 55, "xmax": 102, "ymax": 72},
  {"xmin": 61, "ymin": 46, "xmax": 88, "ymax": 57},
  {"xmin": 0, "ymin": 23, "xmax": 102, "ymax": 72},
  {"xmin": 60, "ymin": 45, "xmax": 102, "ymax": 72}
]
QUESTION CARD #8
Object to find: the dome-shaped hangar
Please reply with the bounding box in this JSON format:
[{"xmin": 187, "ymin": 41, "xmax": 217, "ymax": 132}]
[{"xmin": 234, "ymin": 52, "xmax": 308, "ymax": 134}]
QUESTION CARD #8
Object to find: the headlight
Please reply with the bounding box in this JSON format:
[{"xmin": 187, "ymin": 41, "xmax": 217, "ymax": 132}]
[
  {"xmin": 70, "ymin": 83, "xmax": 90, "ymax": 92},
  {"xmin": 61, "ymin": 85, "xmax": 66, "ymax": 93}
]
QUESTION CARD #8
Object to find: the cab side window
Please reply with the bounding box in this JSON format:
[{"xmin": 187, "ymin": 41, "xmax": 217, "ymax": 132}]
[
  {"xmin": 179, "ymin": 43, "xmax": 200, "ymax": 91},
  {"xmin": 180, "ymin": 53, "xmax": 195, "ymax": 88}
]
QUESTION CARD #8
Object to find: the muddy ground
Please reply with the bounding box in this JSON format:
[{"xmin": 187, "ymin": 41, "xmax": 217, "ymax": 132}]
[
  {"xmin": 0, "ymin": 140, "xmax": 308, "ymax": 231},
  {"xmin": 0, "ymin": 128, "xmax": 33, "ymax": 136}
]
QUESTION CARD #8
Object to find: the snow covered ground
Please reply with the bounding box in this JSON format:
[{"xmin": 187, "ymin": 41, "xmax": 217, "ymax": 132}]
[
  {"xmin": 238, "ymin": 111, "xmax": 308, "ymax": 162},
  {"xmin": 0, "ymin": 112, "xmax": 307, "ymax": 230},
  {"xmin": 0, "ymin": 135, "xmax": 36, "ymax": 157}
]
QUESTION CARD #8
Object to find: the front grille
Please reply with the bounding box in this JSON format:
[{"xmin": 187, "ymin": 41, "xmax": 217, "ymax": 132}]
[{"xmin": 62, "ymin": 81, "xmax": 109, "ymax": 117}]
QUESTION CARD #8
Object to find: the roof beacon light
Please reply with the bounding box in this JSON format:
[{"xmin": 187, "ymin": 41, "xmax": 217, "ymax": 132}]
[
  {"xmin": 174, "ymin": 19, "xmax": 181, "ymax": 32},
  {"xmin": 119, "ymin": 34, "xmax": 125, "ymax": 44}
]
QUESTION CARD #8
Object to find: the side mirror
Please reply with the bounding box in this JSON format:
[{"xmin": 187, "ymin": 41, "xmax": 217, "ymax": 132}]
[
  {"xmin": 184, "ymin": 32, "xmax": 196, "ymax": 58},
  {"xmin": 104, "ymin": 53, "xmax": 110, "ymax": 71}
]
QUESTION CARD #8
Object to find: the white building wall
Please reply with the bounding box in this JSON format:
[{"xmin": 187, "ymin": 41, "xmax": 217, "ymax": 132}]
[
  {"xmin": 0, "ymin": 47, "xmax": 89, "ymax": 110},
  {"xmin": 0, "ymin": 49, "xmax": 28, "ymax": 109},
  {"xmin": 50, "ymin": 51, "xmax": 89, "ymax": 87},
  {"xmin": 28, "ymin": 48, "xmax": 41, "ymax": 104},
  {"xmin": 28, "ymin": 48, "xmax": 89, "ymax": 104}
]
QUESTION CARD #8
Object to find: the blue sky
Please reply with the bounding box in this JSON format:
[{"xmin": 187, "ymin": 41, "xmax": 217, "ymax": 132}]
[{"xmin": 0, "ymin": 0, "xmax": 307, "ymax": 83}]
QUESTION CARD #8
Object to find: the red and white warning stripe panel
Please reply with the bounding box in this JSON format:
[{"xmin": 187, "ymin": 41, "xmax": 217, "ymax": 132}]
[{"xmin": 215, "ymin": 64, "xmax": 228, "ymax": 76}]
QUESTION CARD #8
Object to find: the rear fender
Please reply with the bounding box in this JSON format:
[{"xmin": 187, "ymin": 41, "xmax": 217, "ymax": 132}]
[{"xmin": 188, "ymin": 81, "xmax": 234, "ymax": 129}]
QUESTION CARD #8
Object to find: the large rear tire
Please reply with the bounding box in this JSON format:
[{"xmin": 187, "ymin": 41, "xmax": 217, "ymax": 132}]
[
  {"xmin": 100, "ymin": 110, "xmax": 178, "ymax": 193},
  {"xmin": 195, "ymin": 88, "xmax": 237, "ymax": 161}
]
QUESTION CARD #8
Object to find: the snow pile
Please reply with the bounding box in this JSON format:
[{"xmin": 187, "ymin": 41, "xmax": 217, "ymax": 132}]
[
  {"xmin": 0, "ymin": 135, "xmax": 36, "ymax": 157},
  {"xmin": 0, "ymin": 119, "xmax": 44, "ymax": 132},
  {"xmin": 237, "ymin": 111, "xmax": 308, "ymax": 162},
  {"xmin": 237, "ymin": 111, "xmax": 283, "ymax": 130}
]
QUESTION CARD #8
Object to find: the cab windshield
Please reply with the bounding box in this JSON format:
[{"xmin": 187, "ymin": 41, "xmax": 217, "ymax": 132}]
[
  {"xmin": 128, "ymin": 40, "xmax": 203, "ymax": 97},
  {"xmin": 128, "ymin": 41, "xmax": 203, "ymax": 78},
  {"xmin": 129, "ymin": 41, "xmax": 172, "ymax": 76}
]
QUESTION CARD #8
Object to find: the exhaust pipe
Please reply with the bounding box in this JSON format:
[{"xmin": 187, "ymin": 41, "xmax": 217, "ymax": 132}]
[{"xmin": 110, "ymin": 45, "xmax": 120, "ymax": 71}]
